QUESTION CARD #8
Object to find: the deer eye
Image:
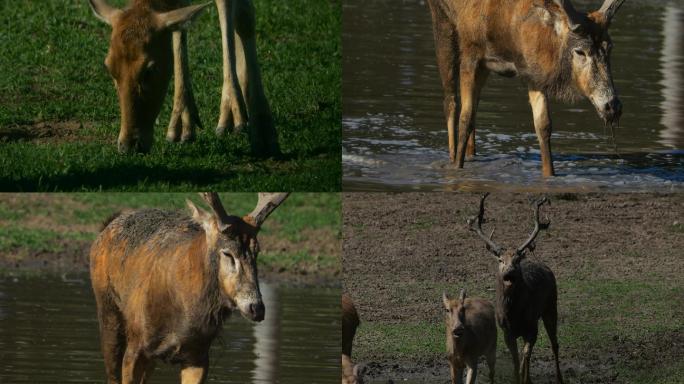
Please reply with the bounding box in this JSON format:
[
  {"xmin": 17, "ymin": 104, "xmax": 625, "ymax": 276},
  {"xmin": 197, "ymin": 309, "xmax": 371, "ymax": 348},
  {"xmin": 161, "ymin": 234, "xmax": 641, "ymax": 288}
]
[
  {"xmin": 573, "ymin": 49, "xmax": 587, "ymax": 57},
  {"xmin": 221, "ymin": 250, "xmax": 238, "ymax": 271}
]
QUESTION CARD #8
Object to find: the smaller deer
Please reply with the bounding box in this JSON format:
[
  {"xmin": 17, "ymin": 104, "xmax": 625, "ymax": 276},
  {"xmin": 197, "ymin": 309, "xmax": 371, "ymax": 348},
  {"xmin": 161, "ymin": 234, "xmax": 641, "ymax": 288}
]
[
  {"xmin": 342, "ymin": 294, "xmax": 365, "ymax": 384},
  {"xmin": 442, "ymin": 289, "xmax": 497, "ymax": 384},
  {"xmin": 467, "ymin": 193, "xmax": 563, "ymax": 384}
]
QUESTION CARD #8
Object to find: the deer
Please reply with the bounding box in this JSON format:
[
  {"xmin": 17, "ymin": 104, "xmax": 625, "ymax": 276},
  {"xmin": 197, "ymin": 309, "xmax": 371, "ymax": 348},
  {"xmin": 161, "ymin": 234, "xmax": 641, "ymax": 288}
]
[
  {"xmin": 442, "ymin": 289, "xmax": 497, "ymax": 384},
  {"xmin": 467, "ymin": 193, "xmax": 562, "ymax": 384},
  {"xmin": 88, "ymin": 0, "xmax": 278, "ymax": 155},
  {"xmin": 342, "ymin": 293, "xmax": 365, "ymax": 384},
  {"xmin": 89, "ymin": 192, "xmax": 288, "ymax": 384},
  {"xmin": 426, "ymin": 0, "xmax": 627, "ymax": 176}
]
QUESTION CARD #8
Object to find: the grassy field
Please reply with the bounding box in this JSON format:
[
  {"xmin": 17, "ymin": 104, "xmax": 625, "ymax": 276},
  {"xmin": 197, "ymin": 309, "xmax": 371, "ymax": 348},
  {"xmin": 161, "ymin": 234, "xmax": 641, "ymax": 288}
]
[
  {"xmin": 0, "ymin": 0, "xmax": 340, "ymax": 191},
  {"xmin": 0, "ymin": 193, "xmax": 341, "ymax": 279},
  {"xmin": 343, "ymin": 193, "xmax": 684, "ymax": 384}
]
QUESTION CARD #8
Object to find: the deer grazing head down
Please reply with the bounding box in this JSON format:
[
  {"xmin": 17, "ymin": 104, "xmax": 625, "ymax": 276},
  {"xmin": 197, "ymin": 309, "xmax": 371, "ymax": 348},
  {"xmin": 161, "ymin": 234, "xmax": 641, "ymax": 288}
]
[
  {"xmin": 187, "ymin": 192, "xmax": 289, "ymax": 321},
  {"xmin": 552, "ymin": 0, "xmax": 626, "ymax": 126},
  {"xmin": 88, "ymin": 0, "xmax": 210, "ymax": 153},
  {"xmin": 467, "ymin": 193, "xmax": 550, "ymax": 294}
]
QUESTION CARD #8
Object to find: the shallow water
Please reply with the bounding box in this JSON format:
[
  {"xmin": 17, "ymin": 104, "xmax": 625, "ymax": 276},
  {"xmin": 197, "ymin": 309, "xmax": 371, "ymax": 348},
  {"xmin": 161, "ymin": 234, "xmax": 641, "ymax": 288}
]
[
  {"xmin": 0, "ymin": 275, "xmax": 339, "ymax": 383},
  {"xmin": 343, "ymin": 0, "xmax": 684, "ymax": 191}
]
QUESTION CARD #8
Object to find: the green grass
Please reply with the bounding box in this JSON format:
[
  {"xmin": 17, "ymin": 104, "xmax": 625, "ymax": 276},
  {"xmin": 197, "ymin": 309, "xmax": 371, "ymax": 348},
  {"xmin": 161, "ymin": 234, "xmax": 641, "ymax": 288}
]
[
  {"xmin": 0, "ymin": 193, "xmax": 341, "ymax": 275},
  {"xmin": 0, "ymin": 0, "xmax": 341, "ymax": 191}
]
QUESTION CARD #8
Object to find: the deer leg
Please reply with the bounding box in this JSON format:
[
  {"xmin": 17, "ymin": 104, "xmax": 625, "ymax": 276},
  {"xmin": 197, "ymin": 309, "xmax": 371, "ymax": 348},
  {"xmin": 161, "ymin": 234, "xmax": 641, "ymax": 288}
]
[
  {"xmin": 520, "ymin": 331, "xmax": 538, "ymax": 384},
  {"xmin": 486, "ymin": 346, "xmax": 496, "ymax": 383},
  {"xmin": 528, "ymin": 89, "xmax": 555, "ymax": 177},
  {"xmin": 120, "ymin": 345, "xmax": 150, "ymax": 384},
  {"xmin": 448, "ymin": 359, "xmax": 464, "ymax": 384},
  {"xmin": 167, "ymin": 30, "xmax": 202, "ymax": 143},
  {"xmin": 504, "ymin": 332, "xmax": 520, "ymax": 384},
  {"xmin": 455, "ymin": 63, "xmax": 488, "ymax": 168},
  {"xmin": 543, "ymin": 305, "xmax": 564, "ymax": 384},
  {"xmin": 215, "ymin": 0, "xmax": 248, "ymax": 136},
  {"xmin": 465, "ymin": 361, "xmax": 478, "ymax": 384},
  {"xmin": 180, "ymin": 360, "xmax": 209, "ymax": 384},
  {"xmin": 234, "ymin": 0, "xmax": 280, "ymax": 157},
  {"xmin": 427, "ymin": 0, "xmax": 459, "ymax": 162},
  {"xmin": 96, "ymin": 302, "xmax": 125, "ymax": 384}
]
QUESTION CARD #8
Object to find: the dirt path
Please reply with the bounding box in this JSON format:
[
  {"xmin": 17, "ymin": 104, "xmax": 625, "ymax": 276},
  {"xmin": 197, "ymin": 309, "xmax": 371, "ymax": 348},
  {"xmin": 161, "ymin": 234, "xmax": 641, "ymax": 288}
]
[{"xmin": 343, "ymin": 192, "xmax": 684, "ymax": 383}]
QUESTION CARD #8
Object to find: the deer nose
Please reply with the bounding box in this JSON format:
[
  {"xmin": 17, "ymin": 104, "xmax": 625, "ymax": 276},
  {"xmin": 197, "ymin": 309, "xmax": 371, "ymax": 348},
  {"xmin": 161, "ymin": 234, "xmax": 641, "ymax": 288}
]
[
  {"xmin": 249, "ymin": 302, "xmax": 265, "ymax": 322},
  {"xmin": 452, "ymin": 327, "xmax": 465, "ymax": 338},
  {"xmin": 604, "ymin": 97, "xmax": 622, "ymax": 121}
]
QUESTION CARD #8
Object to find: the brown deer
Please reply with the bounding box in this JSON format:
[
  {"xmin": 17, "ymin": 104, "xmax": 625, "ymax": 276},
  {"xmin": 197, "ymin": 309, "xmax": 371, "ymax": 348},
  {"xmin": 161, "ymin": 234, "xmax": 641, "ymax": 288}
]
[
  {"xmin": 467, "ymin": 193, "xmax": 562, "ymax": 384},
  {"xmin": 88, "ymin": 0, "xmax": 278, "ymax": 155},
  {"xmin": 427, "ymin": 0, "xmax": 627, "ymax": 176},
  {"xmin": 442, "ymin": 289, "xmax": 497, "ymax": 384},
  {"xmin": 89, "ymin": 192, "xmax": 288, "ymax": 384},
  {"xmin": 342, "ymin": 293, "xmax": 365, "ymax": 384}
]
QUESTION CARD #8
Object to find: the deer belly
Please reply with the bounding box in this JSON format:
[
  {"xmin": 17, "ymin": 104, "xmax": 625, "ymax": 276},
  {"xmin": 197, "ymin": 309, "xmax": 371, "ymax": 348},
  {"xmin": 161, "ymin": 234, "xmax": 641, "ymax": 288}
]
[{"xmin": 484, "ymin": 57, "xmax": 518, "ymax": 78}]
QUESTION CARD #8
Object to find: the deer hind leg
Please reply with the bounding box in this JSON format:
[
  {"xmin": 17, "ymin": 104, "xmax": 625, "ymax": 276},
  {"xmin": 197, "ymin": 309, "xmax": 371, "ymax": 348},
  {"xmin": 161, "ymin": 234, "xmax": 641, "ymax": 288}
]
[
  {"xmin": 96, "ymin": 296, "xmax": 125, "ymax": 384},
  {"xmin": 503, "ymin": 332, "xmax": 520, "ymax": 384},
  {"xmin": 167, "ymin": 30, "xmax": 202, "ymax": 143},
  {"xmin": 520, "ymin": 331, "xmax": 538, "ymax": 384},
  {"xmin": 528, "ymin": 89, "xmax": 555, "ymax": 177},
  {"xmin": 234, "ymin": 0, "xmax": 280, "ymax": 157},
  {"xmin": 543, "ymin": 305, "xmax": 563, "ymax": 384},
  {"xmin": 455, "ymin": 62, "xmax": 488, "ymax": 168},
  {"xmin": 486, "ymin": 345, "xmax": 496, "ymax": 383},
  {"xmin": 216, "ymin": 0, "xmax": 249, "ymax": 136},
  {"xmin": 427, "ymin": 0, "xmax": 459, "ymax": 162}
]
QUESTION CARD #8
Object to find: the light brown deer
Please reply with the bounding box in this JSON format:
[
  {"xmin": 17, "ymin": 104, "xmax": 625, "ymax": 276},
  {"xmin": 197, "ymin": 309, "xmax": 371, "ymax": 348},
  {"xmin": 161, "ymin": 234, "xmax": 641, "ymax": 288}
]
[
  {"xmin": 88, "ymin": 0, "xmax": 278, "ymax": 155},
  {"xmin": 342, "ymin": 293, "xmax": 365, "ymax": 384},
  {"xmin": 467, "ymin": 193, "xmax": 562, "ymax": 384},
  {"xmin": 90, "ymin": 192, "xmax": 288, "ymax": 383},
  {"xmin": 442, "ymin": 289, "xmax": 497, "ymax": 384},
  {"xmin": 427, "ymin": 0, "xmax": 627, "ymax": 176}
]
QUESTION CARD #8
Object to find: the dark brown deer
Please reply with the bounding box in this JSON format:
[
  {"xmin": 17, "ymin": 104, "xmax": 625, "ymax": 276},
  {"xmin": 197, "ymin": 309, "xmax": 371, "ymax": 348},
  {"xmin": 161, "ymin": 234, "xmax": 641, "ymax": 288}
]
[
  {"xmin": 427, "ymin": 0, "xmax": 627, "ymax": 176},
  {"xmin": 342, "ymin": 293, "xmax": 365, "ymax": 384},
  {"xmin": 467, "ymin": 193, "xmax": 562, "ymax": 384},
  {"xmin": 90, "ymin": 192, "xmax": 288, "ymax": 384},
  {"xmin": 89, "ymin": 0, "xmax": 278, "ymax": 155},
  {"xmin": 442, "ymin": 289, "xmax": 497, "ymax": 384}
]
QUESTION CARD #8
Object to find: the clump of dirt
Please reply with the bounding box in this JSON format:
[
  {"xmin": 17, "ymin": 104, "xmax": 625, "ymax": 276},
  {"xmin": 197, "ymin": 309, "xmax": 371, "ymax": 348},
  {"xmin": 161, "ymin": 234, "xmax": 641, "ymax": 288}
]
[
  {"xmin": 0, "ymin": 121, "xmax": 98, "ymax": 143},
  {"xmin": 343, "ymin": 192, "xmax": 684, "ymax": 383}
]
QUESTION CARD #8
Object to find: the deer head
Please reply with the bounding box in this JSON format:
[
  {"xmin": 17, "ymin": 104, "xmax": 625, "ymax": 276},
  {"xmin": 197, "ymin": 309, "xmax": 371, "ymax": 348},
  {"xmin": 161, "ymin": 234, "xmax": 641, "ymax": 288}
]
[
  {"xmin": 186, "ymin": 192, "xmax": 289, "ymax": 322},
  {"xmin": 467, "ymin": 193, "xmax": 550, "ymax": 294},
  {"xmin": 443, "ymin": 289, "xmax": 469, "ymax": 340}
]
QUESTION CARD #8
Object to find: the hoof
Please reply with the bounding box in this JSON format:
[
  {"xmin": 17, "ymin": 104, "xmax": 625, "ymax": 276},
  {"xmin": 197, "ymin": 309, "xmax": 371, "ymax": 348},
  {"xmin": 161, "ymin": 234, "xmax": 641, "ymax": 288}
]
[
  {"xmin": 166, "ymin": 133, "xmax": 180, "ymax": 143},
  {"xmin": 180, "ymin": 132, "xmax": 196, "ymax": 143},
  {"xmin": 233, "ymin": 123, "xmax": 246, "ymax": 134}
]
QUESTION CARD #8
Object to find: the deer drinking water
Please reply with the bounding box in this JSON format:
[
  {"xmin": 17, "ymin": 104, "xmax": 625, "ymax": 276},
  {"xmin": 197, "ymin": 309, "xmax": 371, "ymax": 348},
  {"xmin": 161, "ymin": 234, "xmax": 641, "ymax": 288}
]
[
  {"xmin": 442, "ymin": 289, "xmax": 497, "ymax": 384},
  {"xmin": 89, "ymin": 0, "xmax": 278, "ymax": 155},
  {"xmin": 467, "ymin": 193, "xmax": 563, "ymax": 384},
  {"xmin": 89, "ymin": 192, "xmax": 288, "ymax": 383},
  {"xmin": 427, "ymin": 0, "xmax": 627, "ymax": 176}
]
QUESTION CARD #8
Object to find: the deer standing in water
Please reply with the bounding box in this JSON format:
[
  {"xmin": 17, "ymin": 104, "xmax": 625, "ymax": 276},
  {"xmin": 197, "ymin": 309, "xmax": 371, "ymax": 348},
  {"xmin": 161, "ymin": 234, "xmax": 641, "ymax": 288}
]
[
  {"xmin": 427, "ymin": 0, "xmax": 627, "ymax": 176},
  {"xmin": 88, "ymin": 0, "xmax": 278, "ymax": 155},
  {"xmin": 467, "ymin": 193, "xmax": 563, "ymax": 384},
  {"xmin": 90, "ymin": 192, "xmax": 288, "ymax": 383},
  {"xmin": 342, "ymin": 293, "xmax": 365, "ymax": 384},
  {"xmin": 442, "ymin": 289, "xmax": 497, "ymax": 384}
]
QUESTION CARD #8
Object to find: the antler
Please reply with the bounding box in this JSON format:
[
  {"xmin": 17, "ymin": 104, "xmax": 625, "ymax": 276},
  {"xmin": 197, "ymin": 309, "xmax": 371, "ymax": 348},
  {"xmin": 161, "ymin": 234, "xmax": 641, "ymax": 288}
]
[
  {"xmin": 516, "ymin": 196, "xmax": 551, "ymax": 254},
  {"xmin": 467, "ymin": 193, "xmax": 504, "ymax": 257},
  {"xmin": 200, "ymin": 192, "xmax": 233, "ymax": 230},
  {"xmin": 598, "ymin": 0, "xmax": 626, "ymax": 22},
  {"xmin": 552, "ymin": 0, "xmax": 583, "ymax": 31},
  {"xmin": 247, "ymin": 193, "xmax": 290, "ymax": 230}
]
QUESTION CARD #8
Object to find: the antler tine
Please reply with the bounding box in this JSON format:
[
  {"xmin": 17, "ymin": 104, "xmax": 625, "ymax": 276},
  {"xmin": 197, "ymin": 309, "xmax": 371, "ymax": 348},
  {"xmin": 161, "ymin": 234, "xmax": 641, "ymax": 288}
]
[
  {"xmin": 553, "ymin": 0, "xmax": 583, "ymax": 31},
  {"xmin": 467, "ymin": 193, "xmax": 504, "ymax": 257},
  {"xmin": 516, "ymin": 196, "xmax": 551, "ymax": 254},
  {"xmin": 247, "ymin": 193, "xmax": 290, "ymax": 229},
  {"xmin": 199, "ymin": 192, "xmax": 230, "ymax": 225},
  {"xmin": 598, "ymin": 0, "xmax": 626, "ymax": 22}
]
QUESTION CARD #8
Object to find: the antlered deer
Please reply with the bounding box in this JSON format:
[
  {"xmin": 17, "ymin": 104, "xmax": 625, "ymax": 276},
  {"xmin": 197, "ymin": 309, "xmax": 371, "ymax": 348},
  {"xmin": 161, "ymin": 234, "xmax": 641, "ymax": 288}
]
[
  {"xmin": 90, "ymin": 192, "xmax": 288, "ymax": 383},
  {"xmin": 427, "ymin": 0, "xmax": 627, "ymax": 176},
  {"xmin": 342, "ymin": 293, "xmax": 365, "ymax": 384},
  {"xmin": 442, "ymin": 289, "xmax": 497, "ymax": 384},
  {"xmin": 467, "ymin": 193, "xmax": 562, "ymax": 384},
  {"xmin": 88, "ymin": 0, "xmax": 278, "ymax": 155}
]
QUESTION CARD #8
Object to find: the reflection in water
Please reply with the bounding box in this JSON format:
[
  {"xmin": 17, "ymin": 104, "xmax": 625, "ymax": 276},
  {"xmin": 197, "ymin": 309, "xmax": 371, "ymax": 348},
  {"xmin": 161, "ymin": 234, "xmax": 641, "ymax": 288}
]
[
  {"xmin": 0, "ymin": 276, "xmax": 339, "ymax": 383},
  {"xmin": 343, "ymin": 0, "xmax": 684, "ymax": 191},
  {"xmin": 660, "ymin": 5, "xmax": 683, "ymax": 148}
]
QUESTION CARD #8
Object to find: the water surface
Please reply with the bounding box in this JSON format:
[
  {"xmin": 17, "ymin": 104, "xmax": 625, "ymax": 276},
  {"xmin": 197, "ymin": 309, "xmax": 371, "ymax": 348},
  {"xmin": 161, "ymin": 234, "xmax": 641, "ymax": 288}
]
[
  {"xmin": 343, "ymin": 0, "xmax": 684, "ymax": 191},
  {"xmin": 0, "ymin": 275, "xmax": 339, "ymax": 383}
]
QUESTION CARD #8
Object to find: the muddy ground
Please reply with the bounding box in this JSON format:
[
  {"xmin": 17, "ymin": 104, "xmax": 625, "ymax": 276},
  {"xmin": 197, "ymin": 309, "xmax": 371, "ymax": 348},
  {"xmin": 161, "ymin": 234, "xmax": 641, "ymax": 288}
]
[{"xmin": 343, "ymin": 192, "xmax": 684, "ymax": 383}]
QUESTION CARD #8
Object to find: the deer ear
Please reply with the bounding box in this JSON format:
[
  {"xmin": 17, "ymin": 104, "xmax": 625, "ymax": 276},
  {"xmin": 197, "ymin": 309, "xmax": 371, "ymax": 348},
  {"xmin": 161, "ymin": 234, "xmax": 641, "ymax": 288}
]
[
  {"xmin": 88, "ymin": 0, "xmax": 122, "ymax": 26},
  {"xmin": 442, "ymin": 292, "xmax": 451, "ymax": 310},
  {"xmin": 157, "ymin": 2, "xmax": 211, "ymax": 31},
  {"xmin": 459, "ymin": 289, "xmax": 466, "ymax": 304},
  {"xmin": 187, "ymin": 199, "xmax": 215, "ymax": 231}
]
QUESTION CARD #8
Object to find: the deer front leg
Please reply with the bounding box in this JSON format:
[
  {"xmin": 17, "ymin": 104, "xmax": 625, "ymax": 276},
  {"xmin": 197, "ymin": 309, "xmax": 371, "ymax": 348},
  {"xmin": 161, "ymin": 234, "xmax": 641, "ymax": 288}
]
[
  {"xmin": 234, "ymin": 0, "xmax": 280, "ymax": 157},
  {"xmin": 528, "ymin": 89, "xmax": 555, "ymax": 177},
  {"xmin": 180, "ymin": 362, "xmax": 208, "ymax": 384},
  {"xmin": 455, "ymin": 63, "xmax": 487, "ymax": 168},
  {"xmin": 120, "ymin": 346, "xmax": 150, "ymax": 384},
  {"xmin": 215, "ymin": 0, "xmax": 248, "ymax": 136},
  {"xmin": 448, "ymin": 359, "xmax": 465, "ymax": 384},
  {"xmin": 465, "ymin": 362, "xmax": 478, "ymax": 384},
  {"xmin": 521, "ymin": 332, "xmax": 537, "ymax": 384},
  {"xmin": 504, "ymin": 332, "xmax": 520, "ymax": 384},
  {"xmin": 167, "ymin": 30, "xmax": 202, "ymax": 143}
]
